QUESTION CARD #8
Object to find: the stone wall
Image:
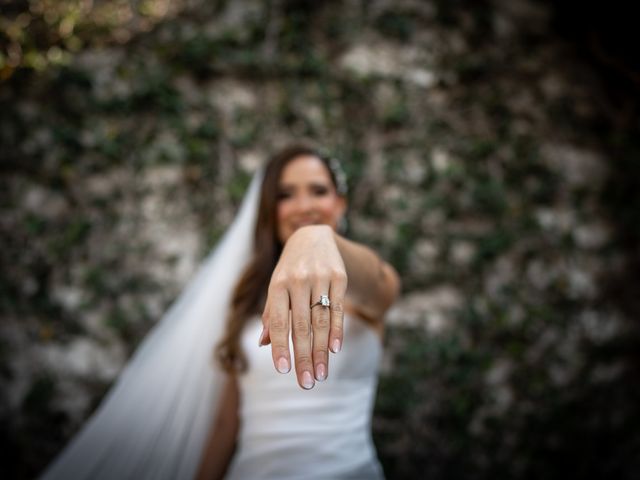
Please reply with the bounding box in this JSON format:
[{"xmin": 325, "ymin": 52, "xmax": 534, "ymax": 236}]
[{"xmin": 1, "ymin": 1, "xmax": 638, "ymax": 478}]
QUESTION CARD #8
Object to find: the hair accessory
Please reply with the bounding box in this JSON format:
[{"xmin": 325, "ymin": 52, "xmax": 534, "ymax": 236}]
[{"xmin": 327, "ymin": 157, "xmax": 348, "ymax": 196}]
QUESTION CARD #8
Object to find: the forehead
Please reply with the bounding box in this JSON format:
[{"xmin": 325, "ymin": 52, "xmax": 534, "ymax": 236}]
[{"xmin": 279, "ymin": 155, "xmax": 332, "ymax": 185}]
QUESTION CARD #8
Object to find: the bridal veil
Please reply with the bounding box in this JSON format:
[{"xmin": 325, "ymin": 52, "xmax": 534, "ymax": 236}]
[{"xmin": 41, "ymin": 171, "xmax": 263, "ymax": 480}]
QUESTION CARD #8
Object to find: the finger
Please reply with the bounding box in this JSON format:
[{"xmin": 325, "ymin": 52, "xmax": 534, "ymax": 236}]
[
  {"xmin": 290, "ymin": 283, "xmax": 314, "ymax": 390},
  {"xmin": 258, "ymin": 323, "xmax": 271, "ymax": 347},
  {"xmin": 263, "ymin": 286, "xmax": 291, "ymax": 374},
  {"xmin": 328, "ymin": 268, "xmax": 348, "ymax": 354},
  {"xmin": 311, "ymin": 286, "xmax": 331, "ymax": 382},
  {"xmin": 258, "ymin": 306, "xmax": 272, "ymax": 346}
]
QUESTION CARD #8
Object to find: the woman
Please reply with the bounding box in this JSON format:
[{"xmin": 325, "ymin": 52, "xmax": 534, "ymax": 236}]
[
  {"xmin": 41, "ymin": 145, "xmax": 399, "ymax": 480},
  {"xmin": 196, "ymin": 145, "xmax": 400, "ymax": 479}
]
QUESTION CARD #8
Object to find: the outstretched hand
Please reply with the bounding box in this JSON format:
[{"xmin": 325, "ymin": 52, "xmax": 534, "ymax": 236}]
[{"xmin": 259, "ymin": 225, "xmax": 347, "ymax": 390}]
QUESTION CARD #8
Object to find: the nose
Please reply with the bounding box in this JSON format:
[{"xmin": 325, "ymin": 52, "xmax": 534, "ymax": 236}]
[{"xmin": 293, "ymin": 192, "xmax": 314, "ymax": 213}]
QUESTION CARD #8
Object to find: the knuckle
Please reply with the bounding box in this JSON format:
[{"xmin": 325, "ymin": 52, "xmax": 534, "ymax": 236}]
[
  {"xmin": 269, "ymin": 317, "xmax": 288, "ymax": 331},
  {"xmin": 313, "ymin": 349, "xmax": 328, "ymax": 361},
  {"xmin": 272, "ymin": 343, "xmax": 288, "ymax": 353},
  {"xmin": 293, "ymin": 318, "xmax": 310, "ymax": 336},
  {"xmin": 291, "ymin": 271, "xmax": 309, "ymax": 284},
  {"xmin": 313, "ymin": 311, "xmax": 330, "ymax": 328},
  {"xmin": 331, "ymin": 268, "xmax": 347, "ymax": 282},
  {"xmin": 295, "ymin": 354, "xmax": 312, "ymax": 366},
  {"xmin": 271, "ymin": 276, "xmax": 287, "ymax": 290},
  {"xmin": 330, "ymin": 302, "xmax": 344, "ymax": 315},
  {"xmin": 270, "ymin": 270, "xmax": 288, "ymax": 285}
]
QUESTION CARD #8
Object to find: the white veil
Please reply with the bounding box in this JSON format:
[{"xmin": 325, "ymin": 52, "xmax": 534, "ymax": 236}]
[{"xmin": 41, "ymin": 170, "xmax": 263, "ymax": 480}]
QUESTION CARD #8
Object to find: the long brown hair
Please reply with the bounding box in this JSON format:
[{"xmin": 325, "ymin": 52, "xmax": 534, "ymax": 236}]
[{"xmin": 216, "ymin": 144, "xmax": 344, "ymax": 373}]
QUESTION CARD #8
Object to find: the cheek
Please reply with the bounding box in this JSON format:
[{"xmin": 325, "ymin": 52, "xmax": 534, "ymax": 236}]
[
  {"xmin": 277, "ymin": 202, "xmax": 293, "ymax": 227},
  {"xmin": 318, "ymin": 198, "xmax": 342, "ymax": 221}
]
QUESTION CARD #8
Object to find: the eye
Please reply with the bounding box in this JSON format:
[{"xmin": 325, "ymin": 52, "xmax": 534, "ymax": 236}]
[
  {"xmin": 311, "ymin": 185, "xmax": 329, "ymax": 196},
  {"xmin": 277, "ymin": 190, "xmax": 292, "ymax": 200}
]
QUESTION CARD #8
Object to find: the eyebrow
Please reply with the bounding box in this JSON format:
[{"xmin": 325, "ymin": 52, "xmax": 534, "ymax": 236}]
[{"xmin": 278, "ymin": 180, "xmax": 331, "ymax": 190}]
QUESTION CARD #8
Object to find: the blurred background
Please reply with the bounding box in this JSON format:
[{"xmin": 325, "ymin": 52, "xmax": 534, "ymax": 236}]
[{"xmin": 1, "ymin": 0, "xmax": 639, "ymax": 478}]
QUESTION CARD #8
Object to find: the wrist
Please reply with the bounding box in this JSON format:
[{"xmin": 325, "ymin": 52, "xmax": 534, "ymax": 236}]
[{"xmin": 294, "ymin": 224, "xmax": 334, "ymax": 237}]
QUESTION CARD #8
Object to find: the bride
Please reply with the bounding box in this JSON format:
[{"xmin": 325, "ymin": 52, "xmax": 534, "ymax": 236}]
[{"xmin": 42, "ymin": 144, "xmax": 400, "ymax": 480}]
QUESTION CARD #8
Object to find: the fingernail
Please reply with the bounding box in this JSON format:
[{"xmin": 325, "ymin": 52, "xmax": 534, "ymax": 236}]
[
  {"xmin": 258, "ymin": 327, "xmax": 267, "ymax": 347},
  {"xmin": 302, "ymin": 371, "xmax": 315, "ymax": 389},
  {"xmin": 316, "ymin": 363, "xmax": 326, "ymax": 382},
  {"xmin": 276, "ymin": 357, "xmax": 290, "ymax": 374},
  {"xmin": 331, "ymin": 338, "xmax": 342, "ymax": 353}
]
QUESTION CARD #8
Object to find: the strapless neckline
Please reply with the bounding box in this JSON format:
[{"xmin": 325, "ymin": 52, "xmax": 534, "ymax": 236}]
[{"xmin": 225, "ymin": 314, "xmax": 385, "ymax": 479}]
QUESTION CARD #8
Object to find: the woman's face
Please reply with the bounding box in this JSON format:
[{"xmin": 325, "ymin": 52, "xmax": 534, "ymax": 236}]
[{"xmin": 276, "ymin": 154, "xmax": 346, "ymax": 244}]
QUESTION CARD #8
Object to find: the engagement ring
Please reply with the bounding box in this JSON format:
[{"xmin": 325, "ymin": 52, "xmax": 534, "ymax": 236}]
[{"xmin": 311, "ymin": 295, "xmax": 331, "ymax": 309}]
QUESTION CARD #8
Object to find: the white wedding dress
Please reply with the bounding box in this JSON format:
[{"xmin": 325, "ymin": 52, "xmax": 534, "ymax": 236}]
[
  {"xmin": 40, "ymin": 169, "xmax": 385, "ymax": 480},
  {"xmin": 225, "ymin": 315, "xmax": 385, "ymax": 480}
]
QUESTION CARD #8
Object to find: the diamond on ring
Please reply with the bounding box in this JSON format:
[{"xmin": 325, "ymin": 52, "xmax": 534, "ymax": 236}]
[{"xmin": 311, "ymin": 295, "xmax": 331, "ymax": 308}]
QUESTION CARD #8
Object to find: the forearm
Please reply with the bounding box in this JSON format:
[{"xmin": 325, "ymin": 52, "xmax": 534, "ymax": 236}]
[
  {"xmin": 264, "ymin": 224, "xmax": 400, "ymax": 385},
  {"xmin": 333, "ymin": 232, "xmax": 400, "ymax": 320},
  {"xmin": 195, "ymin": 428, "xmax": 236, "ymax": 480},
  {"xmin": 194, "ymin": 377, "xmax": 239, "ymax": 480}
]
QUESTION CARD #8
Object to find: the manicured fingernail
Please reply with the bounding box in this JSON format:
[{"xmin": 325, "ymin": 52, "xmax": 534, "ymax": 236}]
[
  {"xmin": 258, "ymin": 327, "xmax": 267, "ymax": 346},
  {"xmin": 302, "ymin": 371, "xmax": 315, "ymax": 389},
  {"xmin": 331, "ymin": 338, "xmax": 342, "ymax": 353},
  {"xmin": 316, "ymin": 363, "xmax": 327, "ymax": 382},
  {"xmin": 276, "ymin": 357, "xmax": 290, "ymax": 374}
]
